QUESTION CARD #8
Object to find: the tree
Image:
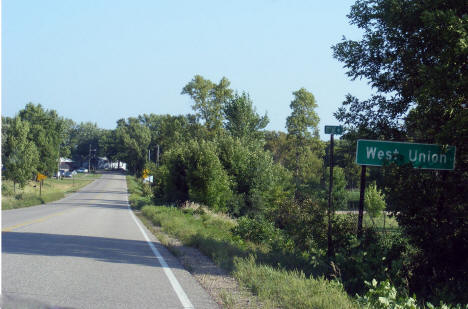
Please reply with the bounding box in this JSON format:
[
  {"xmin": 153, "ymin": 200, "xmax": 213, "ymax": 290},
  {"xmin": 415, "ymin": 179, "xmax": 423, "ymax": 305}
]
[
  {"xmin": 285, "ymin": 88, "xmax": 323, "ymax": 197},
  {"xmin": 223, "ymin": 92, "xmax": 269, "ymax": 142},
  {"xmin": 69, "ymin": 122, "xmax": 103, "ymax": 167},
  {"xmin": 364, "ymin": 183, "xmax": 386, "ymax": 221},
  {"xmin": 332, "ymin": 0, "xmax": 468, "ymax": 302},
  {"xmin": 115, "ymin": 117, "xmax": 151, "ymax": 175},
  {"xmin": 4, "ymin": 117, "xmax": 39, "ymax": 190},
  {"xmin": 182, "ymin": 75, "xmax": 233, "ymax": 133},
  {"xmin": 18, "ymin": 103, "xmax": 67, "ymax": 175}
]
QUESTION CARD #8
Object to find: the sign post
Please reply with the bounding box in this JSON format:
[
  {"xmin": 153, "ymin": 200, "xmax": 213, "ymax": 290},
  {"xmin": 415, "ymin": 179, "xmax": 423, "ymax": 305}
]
[
  {"xmin": 324, "ymin": 125, "xmax": 343, "ymax": 258},
  {"xmin": 37, "ymin": 173, "xmax": 47, "ymax": 197},
  {"xmin": 355, "ymin": 139, "xmax": 456, "ymax": 237}
]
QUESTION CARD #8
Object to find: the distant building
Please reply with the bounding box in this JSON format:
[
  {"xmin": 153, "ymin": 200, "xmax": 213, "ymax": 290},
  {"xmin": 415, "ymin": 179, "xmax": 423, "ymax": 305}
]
[
  {"xmin": 97, "ymin": 157, "xmax": 127, "ymax": 170},
  {"xmin": 59, "ymin": 158, "xmax": 76, "ymax": 171}
]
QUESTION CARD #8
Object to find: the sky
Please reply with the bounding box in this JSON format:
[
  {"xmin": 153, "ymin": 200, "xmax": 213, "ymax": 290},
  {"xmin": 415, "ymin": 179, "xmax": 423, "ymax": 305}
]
[{"xmin": 2, "ymin": 0, "xmax": 373, "ymax": 139}]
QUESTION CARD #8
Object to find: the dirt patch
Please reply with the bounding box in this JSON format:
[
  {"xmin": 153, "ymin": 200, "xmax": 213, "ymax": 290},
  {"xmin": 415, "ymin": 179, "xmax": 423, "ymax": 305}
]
[{"xmin": 136, "ymin": 212, "xmax": 270, "ymax": 309}]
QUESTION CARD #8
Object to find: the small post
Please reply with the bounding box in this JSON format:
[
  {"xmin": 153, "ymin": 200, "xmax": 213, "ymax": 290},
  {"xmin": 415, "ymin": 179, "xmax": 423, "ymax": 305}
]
[
  {"xmin": 327, "ymin": 133, "xmax": 335, "ymax": 258},
  {"xmin": 357, "ymin": 165, "xmax": 367, "ymax": 238},
  {"xmin": 88, "ymin": 144, "xmax": 91, "ymax": 173},
  {"xmin": 156, "ymin": 144, "xmax": 160, "ymax": 168},
  {"xmin": 40, "ymin": 180, "xmax": 43, "ymax": 196}
]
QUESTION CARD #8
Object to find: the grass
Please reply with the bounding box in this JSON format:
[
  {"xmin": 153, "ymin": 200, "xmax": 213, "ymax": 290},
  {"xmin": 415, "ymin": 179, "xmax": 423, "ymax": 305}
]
[
  {"xmin": 363, "ymin": 212, "xmax": 399, "ymax": 232},
  {"xmin": 2, "ymin": 173, "xmax": 101, "ymax": 210},
  {"xmin": 127, "ymin": 176, "xmax": 358, "ymax": 309}
]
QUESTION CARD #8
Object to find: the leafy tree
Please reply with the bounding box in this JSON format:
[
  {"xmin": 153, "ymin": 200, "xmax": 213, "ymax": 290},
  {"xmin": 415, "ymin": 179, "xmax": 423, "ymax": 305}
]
[
  {"xmin": 333, "ymin": 0, "xmax": 468, "ymax": 302},
  {"xmin": 3, "ymin": 117, "xmax": 39, "ymax": 190},
  {"xmin": 285, "ymin": 88, "xmax": 324, "ymax": 197},
  {"xmin": 18, "ymin": 103, "xmax": 67, "ymax": 175},
  {"xmin": 162, "ymin": 140, "xmax": 232, "ymax": 212},
  {"xmin": 182, "ymin": 75, "xmax": 233, "ymax": 133},
  {"xmin": 69, "ymin": 122, "xmax": 103, "ymax": 167},
  {"xmin": 115, "ymin": 117, "xmax": 151, "ymax": 175},
  {"xmin": 364, "ymin": 183, "xmax": 386, "ymax": 221},
  {"xmin": 223, "ymin": 92, "xmax": 269, "ymax": 142},
  {"xmin": 264, "ymin": 130, "xmax": 289, "ymax": 166},
  {"xmin": 216, "ymin": 135, "xmax": 293, "ymax": 216}
]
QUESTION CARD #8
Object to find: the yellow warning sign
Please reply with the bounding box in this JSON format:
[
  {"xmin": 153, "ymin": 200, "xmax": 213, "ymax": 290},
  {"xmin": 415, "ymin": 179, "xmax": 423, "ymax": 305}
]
[
  {"xmin": 142, "ymin": 169, "xmax": 150, "ymax": 179},
  {"xmin": 37, "ymin": 173, "xmax": 47, "ymax": 181}
]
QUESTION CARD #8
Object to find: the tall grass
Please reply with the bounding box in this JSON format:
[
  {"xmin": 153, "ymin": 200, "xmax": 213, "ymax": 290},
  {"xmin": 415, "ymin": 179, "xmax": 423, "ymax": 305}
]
[
  {"xmin": 127, "ymin": 176, "xmax": 357, "ymax": 308},
  {"xmin": 2, "ymin": 174, "xmax": 101, "ymax": 210},
  {"xmin": 234, "ymin": 256, "xmax": 356, "ymax": 309}
]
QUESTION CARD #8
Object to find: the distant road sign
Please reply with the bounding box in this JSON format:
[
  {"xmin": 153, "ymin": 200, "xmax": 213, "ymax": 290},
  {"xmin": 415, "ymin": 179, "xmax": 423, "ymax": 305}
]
[
  {"xmin": 37, "ymin": 173, "xmax": 47, "ymax": 181},
  {"xmin": 325, "ymin": 125, "xmax": 343, "ymax": 135},
  {"xmin": 356, "ymin": 139, "xmax": 456, "ymax": 170}
]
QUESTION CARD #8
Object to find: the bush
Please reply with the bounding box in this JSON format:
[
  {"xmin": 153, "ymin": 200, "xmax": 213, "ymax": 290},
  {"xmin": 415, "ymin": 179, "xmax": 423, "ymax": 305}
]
[
  {"xmin": 365, "ymin": 183, "xmax": 386, "ymax": 219},
  {"xmin": 163, "ymin": 140, "xmax": 233, "ymax": 212},
  {"xmin": 232, "ymin": 216, "xmax": 284, "ymax": 245},
  {"xmin": 357, "ymin": 279, "xmax": 467, "ymax": 309},
  {"xmin": 335, "ymin": 229, "xmax": 417, "ymax": 297}
]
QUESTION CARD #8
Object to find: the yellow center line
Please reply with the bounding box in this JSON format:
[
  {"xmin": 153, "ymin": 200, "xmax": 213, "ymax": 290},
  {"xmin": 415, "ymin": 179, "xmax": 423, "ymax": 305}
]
[{"xmin": 2, "ymin": 209, "xmax": 77, "ymax": 232}]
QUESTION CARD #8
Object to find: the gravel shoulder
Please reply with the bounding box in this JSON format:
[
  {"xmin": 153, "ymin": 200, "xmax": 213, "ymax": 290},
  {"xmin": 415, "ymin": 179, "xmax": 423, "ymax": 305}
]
[{"xmin": 136, "ymin": 212, "xmax": 270, "ymax": 309}]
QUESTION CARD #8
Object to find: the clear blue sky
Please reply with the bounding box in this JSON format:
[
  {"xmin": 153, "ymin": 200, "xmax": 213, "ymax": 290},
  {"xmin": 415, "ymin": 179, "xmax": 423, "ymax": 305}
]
[{"xmin": 2, "ymin": 0, "xmax": 372, "ymax": 139}]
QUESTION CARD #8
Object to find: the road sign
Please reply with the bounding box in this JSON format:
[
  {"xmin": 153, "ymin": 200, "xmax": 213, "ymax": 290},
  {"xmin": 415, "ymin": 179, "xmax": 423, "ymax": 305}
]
[
  {"xmin": 356, "ymin": 139, "xmax": 456, "ymax": 170},
  {"xmin": 142, "ymin": 168, "xmax": 150, "ymax": 179},
  {"xmin": 37, "ymin": 173, "xmax": 47, "ymax": 181},
  {"xmin": 325, "ymin": 125, "xmax": 343, "ymax": 135}
]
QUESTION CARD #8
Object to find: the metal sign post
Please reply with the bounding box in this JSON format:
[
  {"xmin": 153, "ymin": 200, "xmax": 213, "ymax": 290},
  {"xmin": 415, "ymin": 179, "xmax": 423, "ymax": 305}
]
[
  {"xmin": 324, "ymin": 125, "xmax": 343, "ymax": 258},
  {"xmin": 355, "ymin": 139, "xmax": 456, "ymax": 237}
]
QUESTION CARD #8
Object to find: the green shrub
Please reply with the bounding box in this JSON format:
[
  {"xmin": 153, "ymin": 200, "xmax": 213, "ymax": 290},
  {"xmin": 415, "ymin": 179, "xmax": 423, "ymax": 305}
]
[
  {"xmin": 365, "ymin": 183, "xmax": 386, "ymax": 219},
  {"xmin": 163, "ymin": 140, "xmax": 233, "ymax": 212},
  {"xmin": 357, "ymin": 280, "xmax": 467, "ymax": 309},
  {"xmin": 232, "ymin": 216, "xmax": 284, "ymax": 245}
]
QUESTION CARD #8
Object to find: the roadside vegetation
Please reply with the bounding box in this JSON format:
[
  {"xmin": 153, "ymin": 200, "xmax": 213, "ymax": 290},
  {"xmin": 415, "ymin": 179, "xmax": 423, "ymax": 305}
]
[
  {"xmin": 3, "ymin": 0, "xmax": 466, "ymax": 307},
  {"xmin": 128, "ymin": 177, "xmax": 357, "ymax": 309},
  {"xmin": 2, "ymin": 173, "xmax": 101, "ymax": 210}
]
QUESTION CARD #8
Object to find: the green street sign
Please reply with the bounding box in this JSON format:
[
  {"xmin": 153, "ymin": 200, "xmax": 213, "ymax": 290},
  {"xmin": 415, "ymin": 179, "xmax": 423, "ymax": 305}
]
[
  {"xmin": 356, "ymin": 139, "xmax": 456, "ymax": 170},
  {"xmin": 325, "ymin": 125, "xmax": 343, "ymax": 135}
]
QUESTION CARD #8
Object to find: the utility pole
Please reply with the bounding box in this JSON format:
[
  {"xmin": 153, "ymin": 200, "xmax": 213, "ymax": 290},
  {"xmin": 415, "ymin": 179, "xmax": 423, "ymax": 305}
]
[
  {"xmin": 156, "ymin": 144, "xmax": 160, "ymax": 168},
  {"xmin": 88, "ymin": 144, "xmax": 91, "ymax": 172},
  {"xmin": 327, "ymin": 133, "xmax": 334, "ymax": 258},
  {"xmin": 324, "ymin": 125, "xmax": 342, "ymax": 259}
]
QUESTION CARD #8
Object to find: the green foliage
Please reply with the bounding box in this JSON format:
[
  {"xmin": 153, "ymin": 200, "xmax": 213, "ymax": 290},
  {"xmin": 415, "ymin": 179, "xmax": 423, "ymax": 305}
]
[
  {"xmin": 365, "ymin": 183, "xmax": 386, "ymax": 219},
  {"xmin": 284, "ymin": 88, "xmax": 324, "ymax": 197},
  {"xmin": 232, "ymin": 216, "xmax": 285, "ymax": 245},
  {"xmin": 357, "ymin": 280, "xmax": 467, "ymax": 309},
  {"xmin": 3, "ymin": 117, "xmax": 39, "ymax": 188},
  {"xmin": 182, "ymin": 75, "xmax": 233, "ymax": 133},
  {"xmin": 18, "ymin": 103, "xmax": 67, "ymax": 175},
  {"xmin": 358, "ymin": 280, "xmax": 418, "ymax": 309},
  {"xmin": 115, "ymin": 117, "xmax": 151, "ymax": 175},
  {"xmin": 234, "ymin": 256, "xmax": 357, "ymax": 309},
  {"xmin": 333, "ymin": 0, "xmax": 468, "ymax": 303},
  {"xmin": 68, "ymin": 122, "xmax": 104, "ymax": 167},
  {"xmin": 286, "ymin": 88, "xmax": 320, "ymax": 140},
  {"xmin": 335, "ymin": 229, "xmax": 417, "ymax": 297},
  {"xmin": 275, "ymin": 198, "xmax": 327, "ymax": 252},
  {"xmin": 324, "ymin": 166, "xmax": 349, "ymax": 211},
  {"xmin": 223, "ymin": 92, "xmax": 269, "ymax": 142},
  {"xmin": 162, "ymin": 140, "xmax": 232, "ymax": 212},
  {"xmin": 216, "ymin": 134, "xmax": 293, "ymax": 216}
]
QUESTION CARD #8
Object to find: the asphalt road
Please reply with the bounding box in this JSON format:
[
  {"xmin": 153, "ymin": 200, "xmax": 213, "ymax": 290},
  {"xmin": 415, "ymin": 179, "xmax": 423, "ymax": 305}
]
[{"xmin": 2, "ymin": 172, "xmax": 218, "ymax": 309}]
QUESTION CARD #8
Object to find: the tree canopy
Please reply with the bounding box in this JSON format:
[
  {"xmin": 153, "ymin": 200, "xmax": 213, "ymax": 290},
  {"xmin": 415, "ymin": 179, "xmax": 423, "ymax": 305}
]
[{"xmin": 333, "ymin": 0, "xmax": 468, "ymax": 302}]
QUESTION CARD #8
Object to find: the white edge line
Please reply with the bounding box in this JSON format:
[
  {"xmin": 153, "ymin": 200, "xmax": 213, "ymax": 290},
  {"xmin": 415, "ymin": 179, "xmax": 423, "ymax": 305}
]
[{"xmin": 126, "ymin": 198, "xmax": 194, "ymax": 309}]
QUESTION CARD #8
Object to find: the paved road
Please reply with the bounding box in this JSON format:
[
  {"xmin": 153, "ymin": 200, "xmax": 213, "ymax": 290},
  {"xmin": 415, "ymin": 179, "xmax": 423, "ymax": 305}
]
[{"xmin": 2, "ymin": 172, "xmax": 218, "ymax": 309}]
